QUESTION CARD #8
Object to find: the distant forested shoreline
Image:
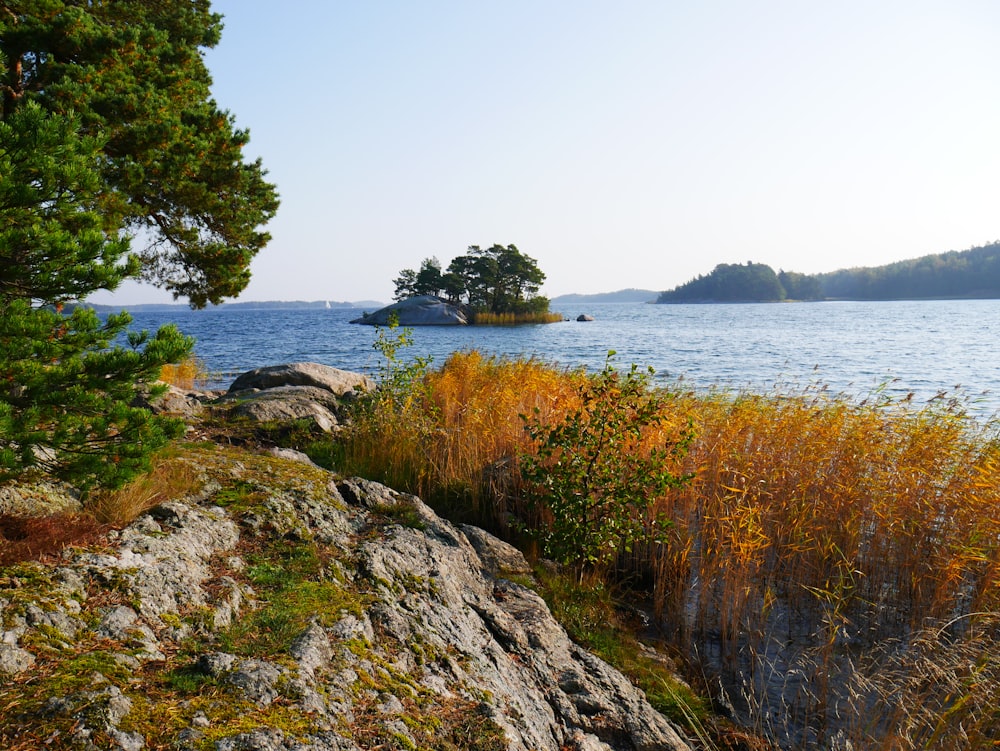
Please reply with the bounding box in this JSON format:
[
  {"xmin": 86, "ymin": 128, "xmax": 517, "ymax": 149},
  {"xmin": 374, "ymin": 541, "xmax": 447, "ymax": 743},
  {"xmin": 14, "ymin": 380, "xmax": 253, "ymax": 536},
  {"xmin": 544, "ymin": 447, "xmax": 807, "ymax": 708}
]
[{"xmin": 657, "ymin": 242, "xmax": 1000, "ymax": 303}]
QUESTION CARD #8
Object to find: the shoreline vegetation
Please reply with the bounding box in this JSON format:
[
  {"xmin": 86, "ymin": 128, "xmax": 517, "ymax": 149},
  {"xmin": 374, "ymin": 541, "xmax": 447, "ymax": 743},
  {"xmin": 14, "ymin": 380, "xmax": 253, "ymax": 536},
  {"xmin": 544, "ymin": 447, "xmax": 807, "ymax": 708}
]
[
  {"xmin": 471, "ymin": 309, "xmax": 564, "ymax": 325},
  {"xmin": 324, "ymin": 332, "xmax": 1000, "ymax": 749},
  {"xmin": 5, "ymin": 339, "xmax": 1000, "ymax": 748},
  {"xmin": 83, "ymin": 240, "xmax": 1000, "ymax": 313},
  {"xmin": 658, "ymin": 241, "xmax": 1000, "ymax": 303}
]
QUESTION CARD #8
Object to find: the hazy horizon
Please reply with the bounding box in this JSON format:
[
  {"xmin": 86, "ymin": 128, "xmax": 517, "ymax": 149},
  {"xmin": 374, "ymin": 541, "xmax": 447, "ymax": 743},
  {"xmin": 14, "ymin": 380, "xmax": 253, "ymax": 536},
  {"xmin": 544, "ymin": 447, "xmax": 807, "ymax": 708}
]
[{"xmin": 88, "ymin": 1, "xmax": 1000, "ymax": 306}]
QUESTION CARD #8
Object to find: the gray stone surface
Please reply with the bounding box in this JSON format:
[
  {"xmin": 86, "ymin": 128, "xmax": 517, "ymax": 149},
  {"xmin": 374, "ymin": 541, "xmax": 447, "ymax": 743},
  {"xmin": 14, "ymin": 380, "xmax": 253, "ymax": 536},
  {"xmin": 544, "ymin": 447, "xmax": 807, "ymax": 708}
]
[
  {"xmin": 0, "ymin": 479, "xmax": 81, "ymax": 516},
  {"xmin": 225, "ymin": 658, "xmax": 286, "ymax": 706},
  {"xmin": 143, "ymin": 383, "xmax": 208, "ymax": 418},
  {"xmin": 356, "ymin": 508, "xmax": 692, "ymax": 751},
  {"xmin": 0, "ymin": 450, "xmax": 692, "ymax": 751},
  {"xmin": 228, "ymin": 362, "xmax": 373, "ymax": 396},
  {"xmin": 227, "ymin": 386, "xmax": 342, "ymax": 432},
  {"xmin": 0, "ymin": 643, "xmax": 35, "ymax": 675},
  {"xmin": 460, "ymin": 523, "xmax": 533, "ymax": 577},
  {"xmin": 350, "ymin": 295, "xmax": 468, "ymax": 326},
  {"xmin": 221, "ymin": 364, "xmax": 375, "ymax": 433}
]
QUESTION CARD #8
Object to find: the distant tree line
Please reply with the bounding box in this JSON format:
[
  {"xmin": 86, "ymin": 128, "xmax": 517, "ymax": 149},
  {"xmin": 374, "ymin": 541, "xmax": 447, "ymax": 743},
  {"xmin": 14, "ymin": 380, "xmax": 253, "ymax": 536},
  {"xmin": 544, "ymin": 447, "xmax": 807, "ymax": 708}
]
[
  {"xmin": 656, "ymin": 262, "xmax": 817, "ymax": 303},
  {"xmin": 394, "ymin": 244, "xmax": 550, "ymax": 316},
  {"xmin": 657, "ymin": 243, "xmax": 1000, "ymax": 303}
]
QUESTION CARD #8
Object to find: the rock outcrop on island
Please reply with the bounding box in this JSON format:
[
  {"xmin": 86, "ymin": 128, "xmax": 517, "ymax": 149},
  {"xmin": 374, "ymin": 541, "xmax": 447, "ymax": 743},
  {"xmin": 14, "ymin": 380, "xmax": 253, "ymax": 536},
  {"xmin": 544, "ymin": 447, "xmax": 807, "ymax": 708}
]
[
  {"xmin": 0, "ymin": 366, "xmax": 694, "ymax": 751},
  {"xmin": 350, "ymin": 295, "xmax": 468, "ymax": 326}
]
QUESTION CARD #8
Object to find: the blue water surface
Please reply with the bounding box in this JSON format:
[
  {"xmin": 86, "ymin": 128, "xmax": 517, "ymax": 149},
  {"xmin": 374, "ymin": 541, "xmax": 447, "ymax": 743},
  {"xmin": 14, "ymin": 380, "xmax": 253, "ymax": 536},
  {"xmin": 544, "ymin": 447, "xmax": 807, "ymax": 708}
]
[{"xmin": 124, "ymin": 299, "xmax": 1000, "ymax": 418}]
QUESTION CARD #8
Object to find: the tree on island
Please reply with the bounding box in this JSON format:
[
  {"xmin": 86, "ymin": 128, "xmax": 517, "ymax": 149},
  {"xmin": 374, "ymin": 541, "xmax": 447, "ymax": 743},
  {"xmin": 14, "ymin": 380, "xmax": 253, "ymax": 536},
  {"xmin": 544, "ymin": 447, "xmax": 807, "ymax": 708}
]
[
  {"xmin": 657, "ymin": 262, "xmax": 787, "ymax": 303},
  {"xmin": 777, "ymin": 270, "xmax": 823, "ymax": 301},
  {"xmin": 816, "ymin": 242, "xmax": 1000, "ymax": 300},
  {"xmin": 657, "ymin": 243, "xmax": 1000, "ymax": 303},
  {"xmin": 394, "ymin": 244, "xmax": 553, "ymax": 319},
  {"xmin": 0, "ymin": 3, "xmax": 276, "ymax": 490}
]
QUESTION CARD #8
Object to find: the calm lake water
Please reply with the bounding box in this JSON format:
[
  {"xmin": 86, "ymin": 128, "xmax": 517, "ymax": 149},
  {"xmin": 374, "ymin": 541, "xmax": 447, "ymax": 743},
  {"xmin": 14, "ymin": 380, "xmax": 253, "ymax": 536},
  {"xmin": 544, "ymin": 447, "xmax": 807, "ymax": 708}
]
[{"xmin": 128, "ymin": 299, "xmax": 1000, "ymax": 419}]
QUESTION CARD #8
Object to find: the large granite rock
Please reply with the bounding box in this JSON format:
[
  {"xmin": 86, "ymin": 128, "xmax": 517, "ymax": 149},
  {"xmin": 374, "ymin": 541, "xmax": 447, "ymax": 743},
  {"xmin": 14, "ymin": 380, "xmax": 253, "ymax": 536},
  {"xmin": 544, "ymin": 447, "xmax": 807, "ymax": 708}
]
[
  {"xmin": 138, "ymin": 383, "xmax": 212, "ymax": 420},
  {"xmin": 228, "ymin": 363, "xmax": 374, "ymax": 396},
  {"xmin": 0, "ymin": 448, "xmax": 693, "ymax": 751},
  {"xmin": 225, "ymin": 386, "xmax": 343, "ymax": 432},
  {"xmin": 350, "ymin": 295, "xmax": 468, "ymax": 326},
  {"xmin": 220, "ymin": 363, "xmax": 375, "ymax": 433}
]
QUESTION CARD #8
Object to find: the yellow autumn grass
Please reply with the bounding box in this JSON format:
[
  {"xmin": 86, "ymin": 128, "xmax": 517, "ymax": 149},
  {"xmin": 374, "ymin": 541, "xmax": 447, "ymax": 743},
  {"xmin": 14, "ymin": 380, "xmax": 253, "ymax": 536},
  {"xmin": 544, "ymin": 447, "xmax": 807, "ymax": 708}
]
[
  {"xmin": 660, "ymin": 391, "xmax": 1000, "ymax": 639},
  {"xmin": 470, "ymin": 310, "xmax": 564, "ymax": 325},
  {"xmin": 158, "ymin": 354, "xmax": 208, "ymax": 390},
  {"xmin": 344, "ymin": 352, "xmax": 1000, "ymax": 634},
  {"xmin": 87, "ymin": 450, "xmax": 202, "ymax": 526},
  {"xmin": 340, "ymin": 350, "xmax": 1000, "ymax": 744},
  {"xmin": 337, "ymin": 350, "xmax": 581, "ymax": 524}
]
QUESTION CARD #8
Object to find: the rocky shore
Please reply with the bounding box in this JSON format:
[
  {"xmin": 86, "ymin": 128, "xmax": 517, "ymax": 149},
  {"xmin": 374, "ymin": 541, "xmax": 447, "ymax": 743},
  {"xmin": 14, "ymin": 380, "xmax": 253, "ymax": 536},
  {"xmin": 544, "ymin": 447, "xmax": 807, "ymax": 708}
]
[{"xmin": 0, "ymin": 364, "xmax": 693, "ymax": 751}]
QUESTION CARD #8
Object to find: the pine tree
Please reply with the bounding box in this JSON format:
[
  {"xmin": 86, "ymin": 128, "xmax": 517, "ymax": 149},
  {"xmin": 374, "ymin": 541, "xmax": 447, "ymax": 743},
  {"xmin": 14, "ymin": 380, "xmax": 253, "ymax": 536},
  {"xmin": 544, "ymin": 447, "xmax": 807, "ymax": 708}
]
[
  {"xmin": 1, "ymin": 1, "xmax": 279, "ymax": 307},
  {"xmin": 0, "ymin": 2, "xmax": 277, "ymax": 490},
  {"xmin": 0, "ymin": 103, "xmax": 192, "ymax": 491}
]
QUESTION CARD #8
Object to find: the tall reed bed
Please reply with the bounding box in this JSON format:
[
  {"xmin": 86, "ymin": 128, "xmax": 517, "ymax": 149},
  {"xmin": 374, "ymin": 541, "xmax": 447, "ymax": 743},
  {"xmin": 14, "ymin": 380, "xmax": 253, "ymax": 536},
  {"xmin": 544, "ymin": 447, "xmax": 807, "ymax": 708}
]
[
  {"xmin": 337, "ymin": 350, "xmax": 581, "ymax": 525},
  {"xmin": 470, "ymin": 310, "xmax": 564, "ymax": 325},
  {"xmin": 338, "ymin": 350, "xmax": 1000, "ymax": 747},
  {"xmin": 654, "ymin": 389, "xmax": 1000, "ymax": 746}
]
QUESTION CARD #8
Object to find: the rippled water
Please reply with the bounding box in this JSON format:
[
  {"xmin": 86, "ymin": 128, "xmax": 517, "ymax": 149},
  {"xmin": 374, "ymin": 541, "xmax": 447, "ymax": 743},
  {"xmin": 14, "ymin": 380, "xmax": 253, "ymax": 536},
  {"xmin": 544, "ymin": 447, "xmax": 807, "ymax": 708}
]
[{"xmin": 127, "ymin": 299, "xmax": 1000, "ymax": 417}]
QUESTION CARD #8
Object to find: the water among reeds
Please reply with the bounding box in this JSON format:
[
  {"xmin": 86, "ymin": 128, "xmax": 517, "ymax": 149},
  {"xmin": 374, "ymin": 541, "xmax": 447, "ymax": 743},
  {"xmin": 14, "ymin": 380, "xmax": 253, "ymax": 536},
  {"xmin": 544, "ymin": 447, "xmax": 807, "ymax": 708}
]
[{"xmin": 334, "ymin": 348, "xmax": 1000, "ymax": 748}]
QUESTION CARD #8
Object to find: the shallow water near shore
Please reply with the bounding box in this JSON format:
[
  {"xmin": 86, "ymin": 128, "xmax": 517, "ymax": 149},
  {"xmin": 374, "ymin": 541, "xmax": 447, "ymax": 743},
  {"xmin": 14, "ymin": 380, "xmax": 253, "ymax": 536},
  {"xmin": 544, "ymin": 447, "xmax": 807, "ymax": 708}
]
[{"xmin": 127, "ymin": 298, "xmax": 1000, "ymax": 418}]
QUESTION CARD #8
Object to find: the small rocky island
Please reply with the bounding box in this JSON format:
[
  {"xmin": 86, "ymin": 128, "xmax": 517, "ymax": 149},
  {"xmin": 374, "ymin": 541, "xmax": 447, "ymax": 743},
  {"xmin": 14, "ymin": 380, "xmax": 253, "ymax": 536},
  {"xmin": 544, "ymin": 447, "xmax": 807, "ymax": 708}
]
[{"xmin": 366, "ymin": 245, "xmax": 562, "ymax": 325}]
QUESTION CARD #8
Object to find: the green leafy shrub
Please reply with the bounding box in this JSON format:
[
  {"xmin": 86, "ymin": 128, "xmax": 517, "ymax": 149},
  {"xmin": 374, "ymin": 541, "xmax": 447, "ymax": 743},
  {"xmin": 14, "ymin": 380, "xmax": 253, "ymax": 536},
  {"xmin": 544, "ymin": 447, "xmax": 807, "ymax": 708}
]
[{"xmin": 520, "ymin": 352, "xmax": 693, "ymax": 574}]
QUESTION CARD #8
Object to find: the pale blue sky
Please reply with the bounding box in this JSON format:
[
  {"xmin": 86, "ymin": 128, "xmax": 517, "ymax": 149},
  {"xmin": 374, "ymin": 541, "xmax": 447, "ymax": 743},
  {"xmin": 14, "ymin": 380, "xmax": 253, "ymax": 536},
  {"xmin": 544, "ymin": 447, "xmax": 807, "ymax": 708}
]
[{"xmin": 93, "ymin": 1, "xmax": 1000, "ymax": 305}]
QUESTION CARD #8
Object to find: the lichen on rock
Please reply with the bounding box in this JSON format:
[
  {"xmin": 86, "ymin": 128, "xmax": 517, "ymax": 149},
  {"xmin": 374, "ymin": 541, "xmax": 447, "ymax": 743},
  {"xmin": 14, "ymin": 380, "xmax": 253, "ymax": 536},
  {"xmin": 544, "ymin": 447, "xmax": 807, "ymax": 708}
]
[{"xmin": 0, "ymin": 386, "xmax": 693, "ymax": 750}]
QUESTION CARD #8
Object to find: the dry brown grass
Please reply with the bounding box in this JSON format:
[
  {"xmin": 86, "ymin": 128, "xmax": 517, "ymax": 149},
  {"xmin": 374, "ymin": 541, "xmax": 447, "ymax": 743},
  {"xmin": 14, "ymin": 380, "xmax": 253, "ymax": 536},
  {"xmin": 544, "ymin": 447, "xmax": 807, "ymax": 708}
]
[
  {"xmin": 0, "ymin": 452, "xmax": 203, "ymax": 566},
  {"xmin": 0, "ymin": 513, "xmax": 107, "ymax": 566},
  {"xmin": 86, "ymin": 451, "xmax": 202, "ymax": 526}
]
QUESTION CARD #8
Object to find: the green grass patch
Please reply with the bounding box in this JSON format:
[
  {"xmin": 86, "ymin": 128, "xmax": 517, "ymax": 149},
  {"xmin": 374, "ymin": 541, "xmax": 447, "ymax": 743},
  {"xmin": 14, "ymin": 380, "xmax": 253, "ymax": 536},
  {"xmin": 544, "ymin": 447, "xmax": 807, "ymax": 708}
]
[
  {"xmin": 372, "ymin": 501, "xmax": 428, "ymax": 531},
  {"xmin": 221, "ymin": 536, "xmax": 366, "ymax": 657}
]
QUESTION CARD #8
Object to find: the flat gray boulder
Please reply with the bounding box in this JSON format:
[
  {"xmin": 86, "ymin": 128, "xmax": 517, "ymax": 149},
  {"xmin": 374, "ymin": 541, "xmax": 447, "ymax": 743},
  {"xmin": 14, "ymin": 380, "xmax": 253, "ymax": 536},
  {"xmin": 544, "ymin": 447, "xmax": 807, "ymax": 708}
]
[
  {"xmin": 228, "ymin": 363, "xmax": 373, "ymax": 396},
  {"xmin": 224, "ymin": 386, "xmax": 342, "ymax": 432},
  {"xmin": 350, "ymin": 295, "xmax": 467, "ymax": 326}
]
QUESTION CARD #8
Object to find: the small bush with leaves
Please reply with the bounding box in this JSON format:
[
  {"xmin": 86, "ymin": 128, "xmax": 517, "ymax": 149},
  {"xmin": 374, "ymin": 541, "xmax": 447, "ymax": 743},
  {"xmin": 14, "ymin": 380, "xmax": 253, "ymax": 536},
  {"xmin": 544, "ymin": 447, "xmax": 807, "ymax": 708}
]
[
  {"xmin": 370, "ymin": 313, "xmax": 433, "ymax": 411},
  {"xmin": 519, "ymin": 351, "xmax": 693, "ymax": 574}
]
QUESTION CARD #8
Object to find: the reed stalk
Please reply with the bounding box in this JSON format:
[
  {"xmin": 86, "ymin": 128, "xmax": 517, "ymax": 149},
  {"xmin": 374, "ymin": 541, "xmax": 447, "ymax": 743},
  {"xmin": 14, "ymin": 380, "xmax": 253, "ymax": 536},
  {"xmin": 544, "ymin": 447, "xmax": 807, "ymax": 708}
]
[{"xmin": 338, "ymin": 349, "xmax": 1000, "ymax": 746}]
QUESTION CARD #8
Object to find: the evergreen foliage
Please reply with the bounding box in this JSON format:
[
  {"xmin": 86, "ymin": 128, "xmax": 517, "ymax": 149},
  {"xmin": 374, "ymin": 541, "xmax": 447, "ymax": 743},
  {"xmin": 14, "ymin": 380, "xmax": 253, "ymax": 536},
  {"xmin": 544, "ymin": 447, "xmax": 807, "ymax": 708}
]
[
  {"xmin": 657, "ymin": 243, "xmax": 1000, "ymax": 303},
  {"xmin": 1, "ymin": 0, "xmax": 279, "ymax": 307},
  {"xmin": 393, "ymin": 244, "xmax": 551, "ymax": 316},
  {"xmin": 0, "ymin": 103, "xmax": 192, "ymax": 490},
  {"xmin": 816, "ymin": 242, "xmax": 1000, "ymax": 299},
  {"xmin": 0, "ymin": 1, "xmax": 275, "ymax": 489},
  {"xmin": 777, "ymin": 269, "xmax": 823, "ymax": 301},
  {"xmin": 657, "ymin": 262, "xmax": 786, "ymax": 302}
]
